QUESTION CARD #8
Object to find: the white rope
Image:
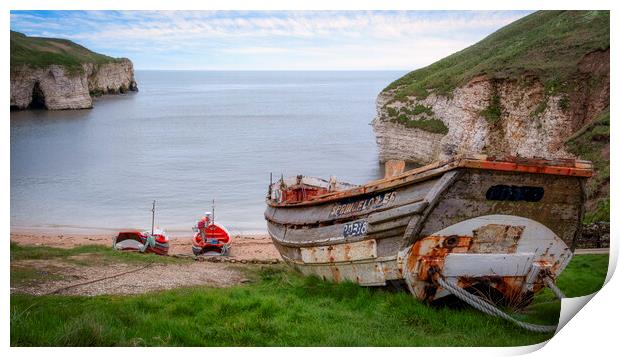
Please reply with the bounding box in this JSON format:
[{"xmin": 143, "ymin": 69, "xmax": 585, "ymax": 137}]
[
  {"xmin": 543, "ymin": 276, "xmax": 566, "ymax": 300},
  {"xmin": 436, "ymin": 276, "xmax": 559, "ymax": 334}
]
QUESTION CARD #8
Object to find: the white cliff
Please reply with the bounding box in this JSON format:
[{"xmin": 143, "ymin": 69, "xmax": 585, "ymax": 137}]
[
  {"xmin": 10, "ymin": 58, "xmax": 138, "ymax": 110},
  {"xmin": 372, "ymin": 50, "xmax": 609, "ymax": 165}
]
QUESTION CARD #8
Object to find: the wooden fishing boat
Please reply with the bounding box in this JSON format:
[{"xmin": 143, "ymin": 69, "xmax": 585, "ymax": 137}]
[{"xmin": 265, "ymin": 155, "xmax": 592, "ymax": 306}]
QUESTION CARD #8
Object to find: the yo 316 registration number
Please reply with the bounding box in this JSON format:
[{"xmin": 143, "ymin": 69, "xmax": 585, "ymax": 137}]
[{"xmin": 343, "ymin": 221, "xmax": 368, "ymax": 238}]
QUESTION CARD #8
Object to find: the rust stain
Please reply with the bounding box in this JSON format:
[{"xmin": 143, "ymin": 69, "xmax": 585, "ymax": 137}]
[
  {"xmin": 344, "ymin": 244, "xmax": 351, "ymax": 261},
  {"xmin": 329, "ymin": 265, "xmax": 341, "ymax": 282},
  {"xmin": 407, "ymin": 235, "xmax": 472, "ymax": 284},
  {"xmin": 455, "ymin": 276, "xmax": 536, "ymax": 307}
]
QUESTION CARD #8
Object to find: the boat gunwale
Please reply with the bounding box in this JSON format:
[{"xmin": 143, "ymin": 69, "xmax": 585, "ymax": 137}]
[
  {"xmin": 264, "ymin": 196, "xmax": 425, "ymax": 227},
  {"xmin": 266, "ymin": 156, "xmax": 593, "ymax": 208}
]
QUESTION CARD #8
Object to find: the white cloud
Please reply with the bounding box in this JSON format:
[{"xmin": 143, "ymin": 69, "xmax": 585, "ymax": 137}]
[{"xmin": 10, "ymin": 10, "xmax": 532, "ymax": 70}]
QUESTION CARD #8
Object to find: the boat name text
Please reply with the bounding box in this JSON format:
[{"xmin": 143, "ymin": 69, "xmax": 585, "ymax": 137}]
[{"xmin": 329, "ymin": 192, "xmax": 396, "ymax": 218}]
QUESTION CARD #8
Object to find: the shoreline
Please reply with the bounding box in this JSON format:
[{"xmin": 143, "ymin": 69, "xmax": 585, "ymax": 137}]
[
  {"xmin": 11, "ymin": 228, "xmax": 275, "ymax": 258},
  {"xmin": 10, "ymin": 225, "xmax": 268, "ymax": 237}
]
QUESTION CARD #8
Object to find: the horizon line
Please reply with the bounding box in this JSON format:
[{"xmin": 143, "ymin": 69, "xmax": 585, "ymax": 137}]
[{"xmin": 134, "ymin": 68, "xmax": 412, "ymax": 71}]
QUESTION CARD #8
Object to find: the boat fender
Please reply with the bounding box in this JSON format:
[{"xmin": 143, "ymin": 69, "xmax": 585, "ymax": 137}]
[{"xmin": 140, "ymin": 234, "xmax": 156, "ymax": 253}]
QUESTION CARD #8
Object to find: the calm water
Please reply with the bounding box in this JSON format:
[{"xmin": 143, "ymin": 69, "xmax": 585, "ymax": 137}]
[{"xmin": 11, "ymin": 71, "xmax": 404, "ymax": 234}]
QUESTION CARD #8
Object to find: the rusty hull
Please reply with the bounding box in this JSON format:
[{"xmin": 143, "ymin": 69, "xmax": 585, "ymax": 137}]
[{"xmin": 265, "ymin": 156, "xmax": 590, "ymax": 303}]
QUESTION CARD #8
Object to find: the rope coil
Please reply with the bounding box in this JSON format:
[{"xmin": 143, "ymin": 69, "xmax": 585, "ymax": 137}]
[{"xmin": 436, "ymin": 275, "xmax": 561, "ymax": 334}]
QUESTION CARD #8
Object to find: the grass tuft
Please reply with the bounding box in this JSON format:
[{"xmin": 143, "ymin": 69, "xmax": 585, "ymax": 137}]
[{"xmin": 480, "ymin": 92, "xmax": 502, "ymax": 124}]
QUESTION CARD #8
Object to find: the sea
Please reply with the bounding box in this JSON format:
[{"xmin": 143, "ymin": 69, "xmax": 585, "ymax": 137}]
[{"xmin": 10, "ymin": 71, "xmax": 406, "ymax": 235}]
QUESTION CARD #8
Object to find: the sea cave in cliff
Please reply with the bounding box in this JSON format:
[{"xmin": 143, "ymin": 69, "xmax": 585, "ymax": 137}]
[{"xmin": 28, "ymin": 81, "xmax": 47, "ymax": 110}]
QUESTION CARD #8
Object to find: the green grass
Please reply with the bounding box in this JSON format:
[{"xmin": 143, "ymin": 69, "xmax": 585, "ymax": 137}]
[
  {"xmin": 480, "ymin": 90, "xmax": 502, "ymax": 124},
  {"xmin": 10, "ymin": 30, "xmax": 122, "ymax": 73},
  {"xmin": 385, "ymin": 11, "xmax": 609, "ymax": 100},
  {"xmin": 386, "ymin": 104, "xmax": 448, "ymax": 134},
  {"xmin": 584, "ymin": 199, "xmax": 610, "ymax": 224},
  {"xmin": 530, "ymin": 100, "xmax": 548, "ymax": 118},
  {"xmin": 11, "ymin": 266, "xmax": 64, "ymax": 285},
  {"xmin": 10, "ymin": 242, "xmax": 187, "ymax": 267},
  {"xmin": 565, "ymin": 107, "xmax": 610, "ymax": 222},
  {"xmin": 10, "ymin": 254, "xmax": 609, "ymax": 346},
  {"xmin": 392, "ymin": 116, "xmax": 449, "ymax": 134},
  {"xmin": 408, "ymin": 104, "xmax": 435, "ymax": 116}
]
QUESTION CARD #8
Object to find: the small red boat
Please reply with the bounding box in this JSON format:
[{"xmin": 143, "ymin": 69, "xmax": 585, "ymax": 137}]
[
  {"xmin": 113, "ymin": 201, "xmax": 170, "ymax": 256},
  {"xmin": 192, "ymin": 206, "xmax": 232, "ymax": 256},
  {"xmin": 114, "ymin": 228, "xmax": 170, "ymax": 255}
]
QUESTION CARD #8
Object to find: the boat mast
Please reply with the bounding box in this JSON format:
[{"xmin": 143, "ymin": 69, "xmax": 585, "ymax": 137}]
[
  {"xmin": 151, "ymin": 200, "xmax": 156, "ymax": 235},
  {"xmin": 212, "ymin": 199, "xmax": 215, "ymax": 224}
]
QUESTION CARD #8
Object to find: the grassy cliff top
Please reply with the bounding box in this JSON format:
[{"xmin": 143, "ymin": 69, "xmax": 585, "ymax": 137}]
[
  {"xmin": 10, "ymin": 31, "xmax": 123, "ymax": 71},
  {"xmin": 385, "ymin": 11, "xmax": 609, "ymax": 99}
]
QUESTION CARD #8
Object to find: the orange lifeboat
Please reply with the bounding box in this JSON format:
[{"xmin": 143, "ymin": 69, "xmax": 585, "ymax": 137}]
[{"xmin": 192, "ymin": 209, "xmax": 232, "ymax": 256}]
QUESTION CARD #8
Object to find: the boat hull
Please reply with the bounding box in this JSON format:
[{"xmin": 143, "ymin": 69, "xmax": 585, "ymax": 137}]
[
  {"xmin": 265, "ymin": 158, "xmax": 589, "ymax": 302},
  {"xmin": 114, "ymin": 230, "xmax": 170, "ymax": 255},
  {"xmin": 192, "ymin": 222, "xmax": 232, "ymax": 256}
]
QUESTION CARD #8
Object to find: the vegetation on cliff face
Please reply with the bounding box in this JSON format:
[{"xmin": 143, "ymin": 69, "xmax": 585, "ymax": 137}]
[
  {"xmin": 385, "ymin": 10, "xmax": 609, "ymax": 99},
  {"xmin": 566, "ymin": 108, "xmax": 610, "ymax": 223},
  {"xmin": 10, "ymin": 31, "xmax": 123, "ymax": 73},
  {"xmin": 480, "ymin": 82, "xmax": 502, "ymax": 124},
  {"xmin": 386, "ymin": 104, "xmax": 448, "ymax": 134},
  {"xmin": 378, "ymin": 10, "xmax": 610, "ymax": 222}
]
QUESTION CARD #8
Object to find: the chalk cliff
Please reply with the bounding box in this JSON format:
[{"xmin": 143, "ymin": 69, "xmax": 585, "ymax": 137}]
[
  {"xmin": 372, "ymin": 11, "xmax": 609, "ymax": 221},
  {"xmin": 10, "ymin": 31, "xmax": 138, "ymax": 110},
  {"xmin": 373, "ymin": 52, "xmax": 609, "ymax": 163}
]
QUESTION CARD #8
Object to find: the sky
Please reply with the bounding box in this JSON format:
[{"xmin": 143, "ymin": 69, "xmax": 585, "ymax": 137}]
[{"xmin": 10, "ymin": 10, "xmax": 533, "ymax": 70}]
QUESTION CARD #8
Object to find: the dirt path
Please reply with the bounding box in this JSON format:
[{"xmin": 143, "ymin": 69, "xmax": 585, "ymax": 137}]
[{"xmin": 11, "ymin": 258, "xmax": 249, "ymax": 296}]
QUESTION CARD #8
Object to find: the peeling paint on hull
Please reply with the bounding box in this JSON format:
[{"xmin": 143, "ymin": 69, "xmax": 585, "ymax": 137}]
[{"xmin": 265, "ymin": 156, "xmax": 592, "ymax": 303}]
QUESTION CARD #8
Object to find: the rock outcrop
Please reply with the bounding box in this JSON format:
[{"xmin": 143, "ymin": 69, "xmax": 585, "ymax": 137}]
[
  {"xmin": 10, "ymin": 59, "xmax": 138, "ymax": 110},
  {"xmin": 372, "ymin": 51, "xmax": 609, "ymax": 164},
  {"xmin": 372, "ymin": 11, "xmax": 609, "ymax": 222},
  {"xmin": 372, "ymin": 11, "xmax": 609, "ymax": 165}
]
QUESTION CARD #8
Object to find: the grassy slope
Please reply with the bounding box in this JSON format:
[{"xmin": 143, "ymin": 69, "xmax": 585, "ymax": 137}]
[
  {"xmin": 566, "ymin": 108, "xmax": 610, "ymax": 222},
  {"xmin": 10, "ymin": 30, "xmax": 120, "ymax": 72},
  {"xmin": 10, "ymin": 250, "xmax": 608, "ymax": 347},
  {"xmin": 385, "ymin": 11, "xmax": 609, "ymax": 99},
  {"xmin": 383, "ymin": 10, "xmax": 610, "ymax": 222}
]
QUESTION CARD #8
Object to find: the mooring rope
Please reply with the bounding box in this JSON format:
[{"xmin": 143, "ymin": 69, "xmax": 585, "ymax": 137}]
[
  {"xmin": 436, "ymin": 275, "xmax": 561, "ymax": 334},
  {"xmin": 46, "ymin": 262, "xmax": 154, "ymax": 296},
  {"xmin": 543, "ymin": 276, "xmax": 567, "ymax": 300}
]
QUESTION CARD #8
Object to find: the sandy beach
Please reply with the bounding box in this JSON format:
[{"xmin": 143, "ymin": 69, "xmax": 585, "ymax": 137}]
[{"xmin": 10, "ymin": 229, "xmax": 281, "ymax": 260}]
